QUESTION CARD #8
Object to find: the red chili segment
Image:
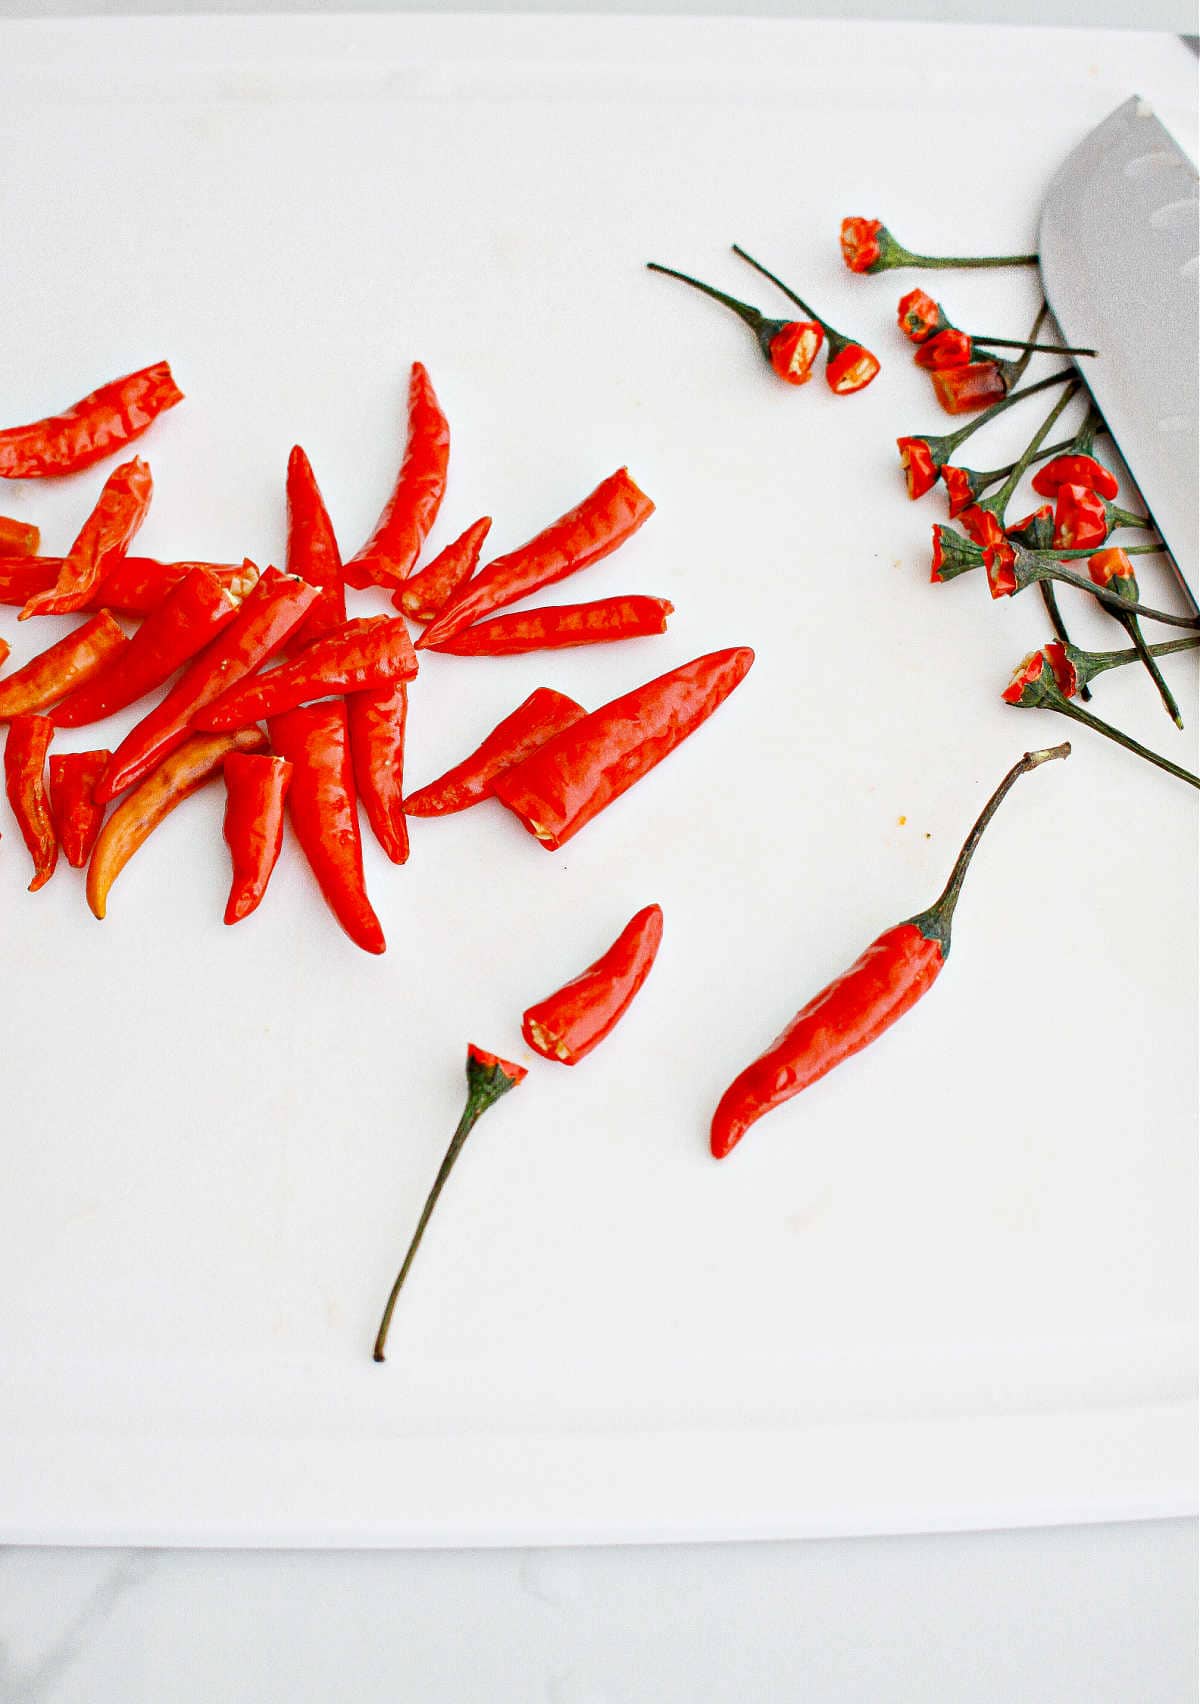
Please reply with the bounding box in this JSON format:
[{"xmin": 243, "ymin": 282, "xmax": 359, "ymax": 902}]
[
  {"xmin": 395, "ymin": 516, "xmax": 491, "ymax": 623},
  {"xmin": 0, "ymin": 557, "xmax": 258, "ymax": 615},
  {"xmin": 48, "ymin": 748, "xmax": 111, "ymax": 867},
  {"xmin": 1031, "ymin": 453, "xmax": 1119, "ymax": 502},
  {"xmin": 402, "ymin": 686, "xmax": 586, "ymax": 817},
  {"xmin": 193, "ymin": 615, "xmax": 418, "ymax": 731},
  {"xmin": 222, "ymin": 751, "xmax": 292, "ymax": 924},
  {"xmin": 931, "ymin": 362, "xmax": 1007, "ymax": 415},
  {"xmin": 0, "ymin": 361, "xmax": 183, "ymax": 480},
  {"xmin": 523, "ymin": 904, "xmax": 664, "ymax": 1065},
  {"xmin": 0, "ymin": 612, "xmax": 129, "ymax": 720},
  {"xmin": 20, "ymin": 457, "xmax": 154, "ymax": 620},
  {"xmin": 0, "ymin": 516, "xmax": 40, "ymax": 555},
  {"xmin": 345, "ymin": 362, "xmax": 449, "ymax": 590},
  {"xmin": 285, "ymin": 445, "xmax": 346, "ymax": 649},
  {"xmin": 4, "ymin": 714, "xmax": 58, "ymax": 890},
  {"xmin": 348, "ymin": 681, "xmax": 409, "ymax": 865},
  {"xmin": 426, "ymin": 595, "xmax": 674, "ymax": 658}
]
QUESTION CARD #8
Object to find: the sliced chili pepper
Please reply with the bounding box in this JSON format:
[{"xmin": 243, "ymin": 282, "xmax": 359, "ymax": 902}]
[
  {"xmin": 19, "ymin": 457, "xmax": 154, "ymax": 620},
  {"xmin": 86, "ymin": 728, "xmax": 267, "ymax": 919},
  {"xmin": 268, "ymin": 700, "xmax": 385, "ymax": 954},
  {"xmin": 1030, "ymin": 406, "xmax": 1116, "ymax": 500},
  {"xmin": 930, "ymin": 362, "xmax": 1008, "ymax": 415},
  {"xmin": 1052, "ymin": 485, "xmax": 1149, "ymax": 551},
  {"xmin": 494, "ymin": 646, "xmax": 754, "ymax": 850},
  {"xmin": 1, "ymin": 556, "xmax": 258, "ymax": 615},
  {"xmin": 97, "ymin": 568, "xmax": 318, "ymax": 802},
  {"xmin": 645, "ymin": 262, "xmax": 825, "ymax": 385},
  {"xmin": 425, "ymin": 595, "xmax": 674, "ymax": 658},
  {"xmin": 840, "ymin": 217, "xmax": 1036, "ymax": 274},
  {"xmin": 0, "ymin": 611, "xmax": 128, "ymax": 720},
  {"xmin": 1087, "ymin": 549, "xmax": 1183, "ymax": 728},
  {"xmin": 416, "ymin": 469, "xmax": 654, "ymax": 650},
  {"xmin": 345, "ymin": 362, "xmax": 449, "ymax": 590},
  {"xmin": 913, "ymin": 327, "xmax": 975, "ymax": 370},
  {"xmin": 1003, "ymin": 655, "xmax": 1197, "ymax": 789},
  {"xmin": 522, "ymin": 903, "xmax": 663, "ymax": 1065},
  {"xmin": 394, "ymin": 516, "xmax": 491, "ymax": 624},
  {"xmin": 710, "ymin": 744, "xmax": 1069, "ymax": 1158},
  {"xmin": 906, "ymin": 307, "xmax": 1092, "ymax": 367},
  {"xmin": 731, "ymin": 246, "xmax": 880, "ymax": 395},
  {"xmin": 51, "ymin": 567, "xmax": 239, "ymax": 728},
  {"xmin": 373, "ymin": 1044, "xmax": 527, "ymax": 1362},
  {"xmin": 222, "ymin": 751, "xmax": 292, "ymax": 924},
  {"xmin": 898, "ymin": 289, "xmax": 949, "ymax": 341},
  {"xmin": 939, "ymin": 437, "xmax": 1074, "ymax": 518},
  {"xmin": 193, "ymin": 615, "xmax": 418, "ymax": 732},
  {"xmin": 1004, "ymin": 637, "xmax": 1199, "ymax": 704},
  {"xmin": 403, "ymin": 686, "xmax": 587, "ymax": 817},
  {"xmin": 896, "ymin": 368, "xmax": 1073, "ymax": 499},
  {"xmin": 0, "ymin": 516, "xmax": 39, "ymax": 555},
  {"xmin": 4, "ymin": 714, "xmax": 58, "ymax": 890},
  {"xmin": 348, "ymin": 681, "xmax": 409, "ymax": 865},
  {"xmin": 48, "ymin": 748, "xmax": 110, "ymax": 868},
  {"xmin": 0, "ymin": 361, "xmax": 183, "ymax": 480},
  {"xmin": 985, "ymin": 541, "xmax": 1189, "ymax": 623},
  {"xmin": 285, "ymin": 445, "xmax": 346, "ymax": 650}
]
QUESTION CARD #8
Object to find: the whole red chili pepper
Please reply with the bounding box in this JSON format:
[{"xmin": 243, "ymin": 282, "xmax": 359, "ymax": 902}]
[
  {"xmin": 51, "ymin": 567, "xmax": 239, "ymax": 728},
  {"xmin": 840, "ymin": 217, "xmax": 1037, "ymax": 274},
  {"xmin": 96, "ymin": 568, "xmax": 319, "ymax": 801},
  {"xmin": 0, "ymin": 515, "xmax": 39, "ymax": 555},
  {"xmin": 373, "ymin": 1043, "xmax": 527, "ymax": 1362},
  {"xmin": 267, "ymin": 700, "xmax": 385, "ymax": 954},
  {"xmin": 48, "ymin": 747, "xmax": 111, "ymax": 868},
  {"xmin": 0, "ymin": 637, "xmax": 8, "ymax": 672},
  {"xmin": 0, "ymin": 361, "xmax": 183, "ymax": 480},
  {"xmin": 710, "ymin": 743, "xmax": 1070, "ymax": 1158},
  {"xmin": 425, "ymin": 595, "xmax": 674, "ymax": 657},
  {"xmin": 0, "ymin": 611, "xmax": 128, "ymax": 719},
  {"xmin": 19, "ymin": 457, "xmax": 154, "ymax": 620},
  {"xmin": 1052, "ymin": 485, "xmax": 1150, "ymax": 551},
  {"xmin": 345, "ymin": 362, "xmax": 449, "ymax": 590},
  {"xmin": 1003, "ymin": 655, "xmax": 1197, "ymax": 789},
  {"xmin": 284, "ymin": 445, "xmax": 346, "ymax": 650},
  {"xmin": 731, "ymin": 246, "xmax": 880, "ymax": 394},
  {"xmin": 86, "ymin": 727, "xmax": 267, "ymax": 919},
  {"xmin": 493, "ymin": 647, "xmax": 754, "ymax": 850},
  {"xmin": 403, "ymin": 686, "xmax": 587, "ymax": 817},
  {"xmin": 1, "ymin": 556, "xmax": 258, "ymax": 615},
  {"xmin": 1087, "ymin": 549, "xmax": 1184, "ymax": 728},
  {"xmin": 416, "ymin": 469, "xmax": 655, "ymax": 651},
  {"xmin": 394, "ymin": 516, "xmax": 491, "ymax": 624},
  {"xmin": 522, "ymin": 903, "xmax": 664, "ymax": 1065},
  {"xmin": 193, "ymin": 615, "xmax": 418, "ymax": 731},
  {"xmin": 222, "ymin": 751, "xmax": 292, "ymax": 924},
  {"xmin": 347, "ymin": 681, "xmax": 409, "ymax": 865},
  {"xmin": 4, "ymin": 714, "xmax": 58, "ymax": 890},
  {"xmin": 645, "ymin": 262, "xmax": 825, "ymax": 385}
]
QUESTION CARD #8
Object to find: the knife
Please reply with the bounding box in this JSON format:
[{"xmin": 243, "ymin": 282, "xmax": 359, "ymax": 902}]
[{"xmin": 1039, "ymin": 95, "xmax": 1199, "ymax": 611}]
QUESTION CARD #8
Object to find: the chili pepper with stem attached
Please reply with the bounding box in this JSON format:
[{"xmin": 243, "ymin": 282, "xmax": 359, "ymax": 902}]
[
  {"xmin": 645, "ymin": 262, "xmax": 825, "ymax": 385},
  {"xmin": 841, "ymin": 217, "xmax": 1037, "ymax": 274},
  {"xmin": 403, "ymin": 687, "xmax": 586, "ymax": 817},
  {"xmin": 285, "ymin": 445, "xmax": 346, "ymax": 650},
  {"xmin": 897, "ymin": 366, "xmax": 1072, "ymax": 499},
  {"xmin": 731, "ymin": 246, "xmax": 880, "ymax": 394},
  {"xmin": 1087, "ymin": 549, "xmax": 1183, "ymax": 728},
  {"xmin": 345, "ymin": 362, "xmax": 449, "ymax": 590},
  {"xmin": 395, "ymin": 516, "xmax": 491, "ymax": 624},
  {"xmin": 898, "ymin": 291, "xmax": 1094, "ymax": 359},
  {"xmin": 4, "ymin": 714, "xmax": 58, "ymax": 890},
  {"xmin": 984, "ymin": 542, "xmax": 1193, "ymax": 625},
  {"xmin": 0, "ymin": 516, "xmax": 39, "ymax": 555},
  {"xmin": 1003, "ymin": 655, "xmax": 1197, "ymax": 789},
  {"xmin": 0, "ymin": 556, "xmax": 257, "ymax": 615},
  {"xmin": 1007, "ymin": 637, "xmax": 1199, "ymax": 702},
  {"xmin": 914, "ymin": 328, "xmax": 1093, "ymax": 371},
  {"xmin": 222, "ymin": 752, "xmax": 292, "ymax": 924},
  {"xmin": 940, "ymin": 438, "xmax": 1073, "ymax": 518},
  {"xmin": 193, "ymin": 615, "xmax": 418, "ymax": 732},
  {"xmin": 927, "ymin": 302, "xmax": 1048, "ymax": 415},
  {"xmin": 373, "ymin": 1045, "xmax": 527, "ymax": 1362},
  {"xmin": 425, "ymin": 595, "xmax": 673, "ymax": 657},
  {"xmin": 0, "ymin": 612, "xmax": 128, "ymax": 720},
  {"xmin": 20, "ymin": 457, "xmax": 153, "ymax": 620},
  {"xmin": 1031, "ymin": 407, "xmax": 1117, "ymax": 499},
  {"xmin": 523, "ymin": 904, "xmax": 663, "ymax": 1065},
  {"xmin": 1052, "ymin": 485, "xmax": 1153, "ymax": 551},
  {"xmin": 348, "ymin": 681, "xmax": 409, "ymax": 865},
  {"xmin": 710, "ymin": 744, "xmax": 1070, "ymax": 1158},
  {"xmin": 0, "ymin": 361, "xmax": 183, "ymax": 480},
  {"xmin": 48, "ymin": 748, "xmax": 110, "ymax": 867},
  {"xmin": 930, "ymin": 525, "xmax": 986, "ymax": 583}
]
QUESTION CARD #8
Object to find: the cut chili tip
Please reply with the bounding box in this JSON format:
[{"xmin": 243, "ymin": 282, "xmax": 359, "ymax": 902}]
[{"xmin": 522, "ymin": 904, "xmax": 664, "ymax": 1065}]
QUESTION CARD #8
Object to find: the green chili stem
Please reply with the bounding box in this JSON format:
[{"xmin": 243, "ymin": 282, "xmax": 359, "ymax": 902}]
[
  {"xmin": 968, "ymin": 335, "xmax": 1097, "ymax": 356},
  {"xmin": 1111, "ymin": 506, "xmax": 1151, "ymax": 531},
  {"xmin": 970, "ymin": 437, "xmax": 1075, "ymax": 493},
  {"xmin": 941, "ymin": 368, "xmax": 1076, "ymax": 458},
  {"xmin": 1082, "ymin": 635, "xmax": 1200, "ymax": 680},
  {"xmin": 1028, "ymin": 559, "xmax": 1200, "ymax": 628},
  {"xmin": 992, "ymin": 382, "xmax": 1080, "ymax": 518},
  {"xmin": 646, "ymin": 262, "xmax": 765, "ymax": 333},
  {"xmin": 1034, "ymin": 695, "xmax": 1199, "ymax": 789},
  {"xmin": 730, "ymin": 245, "xmax": 836, "ymax": 337},
  {"xmin": 903, "ymin": 251, "xmax": 1039, "ymax": 270},
  {"xmin": 1039, "ymin": 581, "xmax": 1093, "ymax": 700},
  {"xmin": 1120, "ymin": 611, "xmax": 1185, "ymax": 728}
]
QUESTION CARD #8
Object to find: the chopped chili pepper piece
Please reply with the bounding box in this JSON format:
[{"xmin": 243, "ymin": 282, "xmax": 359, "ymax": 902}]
[
  {"xmin": 986, "ymin": 542, "xmax": 1193, "ymax": 624},
  {"xmin": 51, "ymin": 567, "xmax": 239, "ymax": 728},
  {"xmin": 19, "ymin": 458, "xmax": 154, "ymax": 620},
  {"xmin": 730, "ymin": 246, "xmax": 880, "ymax": 396},
  {"xmin": 403, "ymin": 686, "xmax": 587, "ymax": 817},
  {"xmin": 0, "ymin": 361, "xmax": 183, "ymax": 480},
  {"xmin": 48, "ymin": 747, "xmax": 110, "ymax": 868},
  {"xmin": 523, "ymin": 903, "xmax": 664, "ymax": 1066},
  {"xmin": 394, "ymin": 516, "xmax": 491, "ymax": 623},
  {"xmin": 913, "ymin": 328, "xmax": 975, "ymax": 370},
  {"xmin": 1, "ymin": 557, "xmax": 259, "ymax": 615},
  {"xmin": 348, "ymin": 681, "xmax": 409, "ymax": 865},
  {"xmin": 840, "ymin": 217, "xmax": 1036, "ymax": 274},
  {"xmin": 193, "ymin": 615, "xmax": 418, "ymax": 731},
  {"xmin": 895, "ymin": 367, "xmax": 1074, "ymax": 500},
  {"xmin": 268, "ymin": 701, "xmax": 385, "ymax": 954},
  {"xmin": 0, "ymin": 637, "xmax": 8, "ymax": 672},
  {"xmin": 416, "ymin": 469, "xmax": 654, "ymax": 650},
  {"xmin": 897, "ymin": 289, "xmax": 949, "ymax": 342},
  {"xmin": 426, "ymin": 595, "xmax": 674, "ymax": 657},
  {"xmin": 373, "ymin": 1043, "xmax": 527, "ymax": 1362},
  {"xmin": 710, "ymin": 744, "xmax": 1070, "ymax": 1157},
  {"xmin": 931, "ymin": 362, "xmax": 1008, "ymax": 415},
  {"xmin": 4, "ymin": 714, "xmax": 58, "ymax": 890},
  {"xmin": 1004, "ymin": 636, "xmax": 1199, "ymax": 704},
  {"xmin": 645, "ymin": 262, "xmax": 824, "ymax": 385},
  {"xmin": 222, "ymin": 751, "xmax": 292, "ymax": 923},
  {"xmin": 345, "ymin": 362, "xmax": 449, "ymax": 590},
  {"xmin": 97, "ymin": 568, "xmax": 319, "ymax": 802},
  {"xmin": 1003, "ymin": 655, "xmax": 1197, "ymax": 789},
  {"xmin": 0, "ymin": 515, "xmax": 39, "ymax": 555},
  {"xmin": 285, "ymin": 445, "xmax": 346, "ymax": 650},
  {"xmin": 1032, "ymin": 453, "xmax": 1119, "ymax": 501},
  {"xmin": 1052, "ymin": 485, "xmax": 1149, "ymax": 551},
  {"xmin": 494, "ymin": 646, "xmax": 754, "ymax": 850},
  {"xmin": 0, "ymin": 611, "xmax": 128, "ymax": 720}
]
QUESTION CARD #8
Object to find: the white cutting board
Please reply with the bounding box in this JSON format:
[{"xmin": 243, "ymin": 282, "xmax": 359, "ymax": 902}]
[{"xmin": 0, "ymin": 15, "xmax": 1195, "ymax": 1547}]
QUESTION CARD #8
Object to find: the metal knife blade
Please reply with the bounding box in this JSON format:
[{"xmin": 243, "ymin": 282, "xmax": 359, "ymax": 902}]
[{"xmin": 1039, "ymin": 95, "xmax": 1198, "ymax": 608}]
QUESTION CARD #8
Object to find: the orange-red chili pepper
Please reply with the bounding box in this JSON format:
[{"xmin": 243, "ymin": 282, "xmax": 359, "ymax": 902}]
[
  {"xmin": 493, "ymin": 647, "xmax": 754, "ymax": 850},
  {"xmin": 0, "ymin": 516, "xmax": 39, "ymax": 555},
  {"xmin": 425, "ymin": 595, "xmax": 674, "ymax": 657},
  {"xmin": 193, "ymin": 615, "xmax": 418, "ymax": 731},
  {"xmin": 20, "ymin": 458, "xmax": 154, "ymax": 620},
  {"xmin": 403, "ymin": 686, "xmax": 586, "ymax": 818},
  {"xmin": 222, "ymin": 751, "xmax": 292, "ymax": 924},
  {"xmin": 345, "ymin": 362, "xmax": 449, "ymax": 590},
  {"xmin": 930, "ymin": 362, "xmax": 1008, "ymax": 415},
  {"xmin": 1003, "ymin": 655, "xmax": 1196, "ymax": 789},
  {"xmin": 1052, "ymin": 485, "xmax": 1148, "ymax": 552},
  {"xmin": 48, "ymin": 748, "xmax": 110, "ymax": 868},
  {"xmin": 268, "ymin": 700, "xmax": 385, "ymax": 954},
  {"xmin": 840, "ymin": 217, "xmax": 1036, "ymax": 274},
  {"xmin": 0, "ymin": 361, "xmax": 183, "ymax": 480},
  {"xmin": 86, "ymin": 727, "xmax": 267, "ymax": 919},
  {"xmin": 710, "ymin": 744, "xmax": 1070, "ymax": 1158},
  {"xmin": 0, "ymin": 611, "xmax": 128, "ymax": 720},
  {"xmin": 417, "ymin": 469, "xmax": 654, "ymax": 650},
  {"xmin": 522, "ymin": 903, "xmax": 663, "ymax": 1066},
  {"xmin": 347, "ymin": 681, "xmax": 409, "ymax": 865},
  {"xmin": 645, "ymin": 262, "xmax": 825, "ymax": 385},
  {"xmin": 0, "ymin": 556, "xmax": 257, "ymax": 615},
  {"xmin": 731, "ymin": 246, "xmax": 880, "ymax": 395},
  {"xmin": 285, "ymin": 445, "xmax": 346, "ymax": 650},
  {"xmin": 0, "ymin": 637, "xmax": 8, "ymax": 672},
  {"xmin": 4, "ymin": 714, "xmax": 58, "ymax": 890},
  {"xmin": 394, "ymin": 516, "xmax": 491, "ymax": 624},
  {"xmin": 895, "ymin": 370, "xmax": 1073, "ymax": 501}
]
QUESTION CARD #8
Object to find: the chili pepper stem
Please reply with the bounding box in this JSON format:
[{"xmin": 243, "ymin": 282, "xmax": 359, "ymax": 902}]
[
  {"xmin": 1032, "ymin": 696, "xmax": 1199, "ymax": 789},
  {"xmin": 1039, "ymin": 582, "xmax": 1093, "ymax": 700},
  {"xmin": 902, "ymin": 250, "xmax": 1038, "ymax": 269},
  {"xmin": 1121, "ymin": 613, "xmax": 1185, "ymax": 728},
  {"xmin": 940, "ymin": 369, "xmax": 1077, "ymax": 459},
  {"xmin": 968, "ymin": 335, "xmax": 1097, "ymax": 356},
  {"xmin": 1027, "ymin": 558, "xmax": 1198, "ymax": 628},
  {"xmin": 646, "ymin": 262, "xmax": 764, "ymax": 331},
  {"xmin": 1086, "ymin": 635, "xmax": 1200, "ymax": 678},
  {"xmin": 993, "ymin": 382, "xmax": 1079, "ymax": 517},
  {"xmin": 730, "ymin": 244, "xmax": 826, "ymax": 329}
]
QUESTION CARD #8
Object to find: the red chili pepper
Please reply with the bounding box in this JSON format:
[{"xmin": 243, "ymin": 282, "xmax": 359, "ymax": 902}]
[
  {"xmin": 1004, "ymin": 505, "xmax": 1055, "ymax": 550},
  {"xmin": 930, "ymin": 362, "xmax": 1008, "ymax": 415},
  {"xmin": 984, "ymin": 541, "xmax": 1186, "ymax": 621},
  {"xmin": 1004, "ymin": 636, "xmax": 1199, "ymax": 704},
  {"xmin": 96, "ymin": 568, "xmax": 319, "ymax": 801},
  {"xmin": 522, "ymin": 903, "xmax": 663, "ymax": 1066},
  {"xmin": 345, "ymin": 363, "xmax": 449, "ymax": 590},
  {"xmin": 0, "ymin": 556, "xmax": 258, "ymax": 615},
  {"xmin": 0, "ymin": 361, "xmax": 183, "ymax": 480},
  {"xmin": 709, "ymin": 744, "xmax": 1069, "ymax": 1158},
  {"xmin": 267, "ymin": 700, "xmax": 385, "ymax": 954},
  {"xmin": 1087, "ymin": 549, "xmax": 1183, "ymax": 728},
  {"xmin": 840, "ymin": 217, "xmax": 1037, "ymax": 274},
  {"xmin": 0, "ymin": 611, "xmax": 128, "ymax": 720},
  {"xmin": 0, "ymin": 637, "xmax": 8, "ymax": 672},
  {"xmin": 1052, "ymin": 485, "xmax": 1148, "ymax": 551},
  {"xmin": 913, "ymin": 327, "xmax": 975, "ymax": 370},
  {"xmin": 1032, "ymin": 452, "xmax": 1119, "ymax": 502},
  {"xmin": 731, "ymin": 246, "xmax": 880, "ymax": 395},
  {"xmin": 425, "ymin": 595, "xmax": 673, "ymax": 658},
  {"xmin": 373, "ymin": 1043, "xmax": 527, "ymax": 1362},
  {"xmin": 897, "ymin": 437, "xmax": 941, "ymax": 500},
  {"xmin": 417, "ymin": 469, "xmax": 654, "ymax": 651},
  {"xmin": 347, "ymin": 681, "xmax": 409, "ymax": 865},
  {"xmin": 895, "ymin": 368, "xmax": 1072, "ymax": 501},
  {"xmin": 4, "ymin": 714, "xmax": 58, "ymax": 890},
  {"xmin": 403, "ymin": 686, "xmax": 586, "ymax": 817},
  {"xmin": 930, "ymin": 525, "xmax": 986, "ymax": 583},
  {"xmin": 897, "ymin": 289, "xmax": 948, "ymax": 342},
  {"xmin": 906, "ymin": 308, "xmax": 1091, "ymax": 369},
  {"xmin": 19, "ymin": 458, "xmax": 154, "ymax": 620},
  {"xmin": 1003, "ymin": 655, "xmax": 1197, "ymax": 789},
  {"xmin": 51, "ymin": 567, "xmax": 239, "ymax": 728},
  {"xmin": 493, "ymin": 647, "xmax": 754, "ymax": 850},
  {"xmin": 0, "ymin": 515, "xmax": 39, "ymax": 555},
  {"xmin": 394, "ymin": 516, "xmax": 491, "ymax": 624},
  {"xmin": 222, "ymin": 751, "xmax": 292, "ymax": 924},
  {"xmin": 285, "ymin": 445, "xmax": 346, "ymax": 650},
  {"xmin": 86, "ymin": 727, "xmax": 267, "ymax": 919},
  {"xmin": 48, "ymin": 748, "xmax": 110, "ymax": 868},
  {"xmin": 193, "ymin": 615, "xmax": 418, "ymax": 732},
  {"xmin": 645, "ymin": 262, "xmax": 825, "ymax": 385},
  {"xmin": 939, "ymin": 436, "xmax": 1075, "ymax": 519}
]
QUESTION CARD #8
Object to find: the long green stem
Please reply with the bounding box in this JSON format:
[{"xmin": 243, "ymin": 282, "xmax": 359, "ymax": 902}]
[
  {"xmin": 992, "ymin": 382, "xmax": 1079, "ymax": 518},
  {"xmin": 969, "ymin": 437, "xmax": 1075, "ymax": 493},
  {"xmin": 1029, "ymin": 559, "xmax": 1200, "ymax": 628},
  {"xmin": 1083, "ymin": 635, "xmax": 1200, "ymax": 679},
  {"xmin": 969, "ymin": 334, "xmax": 1097, "ymax": 356},
  {"xmin": 646, "ymin": 262, "xmax": 764, "ymax": 332},
  {"xmin": 942, "ymin": 368, "xmax": 1076, "ymax": 457},
  {"xmin": 1037, "ymin": 696, "xmax": 1198, "ymax": 789},
  {"xmin": 730, "ymin": 244, "xmax": 828, "ymax": 331},
  {"xmin": 906, "ymin": 251, "xmax": 1038, "ymax": 269},
  {"xmin": 1120, "ymin": 611, "xmax": 1185, "ymax": 727}
]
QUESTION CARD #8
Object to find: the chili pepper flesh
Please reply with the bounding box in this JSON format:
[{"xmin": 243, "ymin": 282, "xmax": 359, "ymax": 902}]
[
  {"xmin": 395, "ymin": 516, "xmax": 491, "ymax": 624},
  {"xmin": 0, "ymin": 612, "xmax": 128, "ymax": 720},
  {"xmin": 48, "ymin": 748, "xmax": 110, "ymax": 868},
  {"xmin": 20, "ymin": 457, "xmax": 154, "ymax": 620},
  {"xmin": 222, "ymin": 752, "xmax": 292, "ymax": 923},
  {"xmin": 403, "ymin": 686, "xmax": 587, "ymax": 817},
  {"xmin": 193, "ymin": 615, "xmax": 418, "ymax": 731},
  {"xmin": 348, "ymin": 680, "xmax": 410, "ymax": 865},
  {"xmin": 0, "ymin": 361, "xmax": 183, "ymax": 480},
  {"xmin": 425, "ymin": 595, "xmax": 673, "ymax": 657},
  {"xmin": 345, "ymin": 362, "xmax": 449, "ymax": 590},
  {"xmin": 4, "ymin": 714, "xmax": 58, "ymax": 890},
  {"xmin": 285, "ymin": 445, "xmax": 346, "ymax": 649},
  {"xmin": 523, "ymin": 903, "xmax": 663, "ymax": 1065}
]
